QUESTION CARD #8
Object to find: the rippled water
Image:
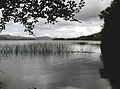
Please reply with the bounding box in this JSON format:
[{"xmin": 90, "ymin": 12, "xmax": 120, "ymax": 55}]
[{"xmin": 0, "ymin": 40, "xmax": 111, "ymax": 89}]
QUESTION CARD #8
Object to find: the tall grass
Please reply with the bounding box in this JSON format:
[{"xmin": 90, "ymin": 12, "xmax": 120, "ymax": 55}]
[
  {"xmin": 0, "ymin": 41, "xmax": 100, "ymax": 56},
  {"xmin": 0, "ymin": 42, "xmax": 74, "ymax": 56}
]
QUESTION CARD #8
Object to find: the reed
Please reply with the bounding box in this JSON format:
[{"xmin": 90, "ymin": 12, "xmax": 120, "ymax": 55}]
[
  {"xmin": 0, "ymin": 41, "xmax": 74, "ymax": 56},
  {"xmin": 0, "ymin": 41, "xmax": 100, "ymax": 56}
]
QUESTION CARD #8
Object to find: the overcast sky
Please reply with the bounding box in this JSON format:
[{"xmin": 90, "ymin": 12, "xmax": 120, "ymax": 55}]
[{"xmin": 0, "ymin": 0, "xmax": 112, "ymax": 38}]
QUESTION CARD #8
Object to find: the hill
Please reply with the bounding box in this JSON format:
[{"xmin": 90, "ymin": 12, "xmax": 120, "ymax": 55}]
[
  {"xmin": 0, "ymin": 35, "xmax": 52, "ymax": 40},
  {"xmin": 0, "ymin": 32, "xmax": 101, "ymax": 40},
  {"xmin": 53, "ymin": 32, "xmax": 101, "ymax": 41}
]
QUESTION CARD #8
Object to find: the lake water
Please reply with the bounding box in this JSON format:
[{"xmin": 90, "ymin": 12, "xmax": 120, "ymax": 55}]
[{"xmin": 0, "ymin": 40, "xmax": 111, "ymax": 89}]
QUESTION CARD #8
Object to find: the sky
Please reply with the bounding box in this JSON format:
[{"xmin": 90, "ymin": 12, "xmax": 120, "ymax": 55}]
[{"xmin": 0, "ymin": 0, "xmax": 112, "ymax": 38}]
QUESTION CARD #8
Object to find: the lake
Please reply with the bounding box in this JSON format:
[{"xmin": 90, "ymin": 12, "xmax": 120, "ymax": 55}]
[{"xmin": 0, "ymin": 40, "xmax": 111, "ymax": 89}]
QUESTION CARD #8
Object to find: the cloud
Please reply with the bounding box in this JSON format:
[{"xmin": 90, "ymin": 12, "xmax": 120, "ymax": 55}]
[
  {"xmin": 0, "ymin": 16, "xmax": 103, "ymax": 38},
  {"xmin": 32, "ymin": 25, "xmax": 102, "ymax": 38}
]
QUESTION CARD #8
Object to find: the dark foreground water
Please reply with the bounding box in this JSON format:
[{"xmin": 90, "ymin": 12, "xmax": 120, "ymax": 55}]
[{"xmin": 0, "ymin": 40, "xmax": 111, "ymax": 89}]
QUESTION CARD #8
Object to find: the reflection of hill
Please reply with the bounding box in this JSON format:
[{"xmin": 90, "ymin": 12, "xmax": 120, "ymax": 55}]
[
  {"xmin": 0, "ymin": 35, "xmax": 52, "ymax": 40},
  {"xmin": 53, "ymin": 32, "xmax": 101, "ymax": 41}
]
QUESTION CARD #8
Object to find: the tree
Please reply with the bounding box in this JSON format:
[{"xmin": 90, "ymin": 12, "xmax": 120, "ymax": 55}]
[
  {"xmin": 99, "ymin": 0, "xmax": 120, "ymax": 88},
  {"xmin": 0, "ymin": 0, "xmax": 85, "ymax": 35}
]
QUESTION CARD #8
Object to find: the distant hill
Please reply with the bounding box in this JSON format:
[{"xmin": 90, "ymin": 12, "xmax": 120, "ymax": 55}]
[
  {"xmin": 53, "ymin": 32, "xmax": 101, "ymax": 41},
  {"xmin": 0, "ymin": 32, "xmax": 101, "ymax": 40},
  {"xmin": 34, "ymin": 36, "xmax": 52, "ymax": 40},
  {"xmin": 0, "ymin": 35, "xmax": 52, "ymax": 40}
]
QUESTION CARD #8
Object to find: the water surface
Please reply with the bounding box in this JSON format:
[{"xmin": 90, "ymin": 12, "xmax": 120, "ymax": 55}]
[{"xmin": 0, "ymin": 40, "xmax": 111, "ymax": 89}]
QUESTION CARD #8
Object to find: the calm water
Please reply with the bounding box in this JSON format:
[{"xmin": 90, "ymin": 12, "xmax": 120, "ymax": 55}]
[{"xmin": 0, "ymin": 40, "xmax": 111, "ymax": 89}]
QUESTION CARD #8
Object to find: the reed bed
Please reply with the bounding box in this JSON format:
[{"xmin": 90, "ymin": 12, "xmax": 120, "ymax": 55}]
[
  {"xmin": 0, "ymin": 41, "xmax": 100, "ymax": 56},
  {"xmin": 0, "ymin": 42, "xmax": 74, "ymax": 55}
]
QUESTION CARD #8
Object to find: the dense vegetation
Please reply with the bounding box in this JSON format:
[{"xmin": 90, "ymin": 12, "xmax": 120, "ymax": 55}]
[{"xmin": 99, "ymin": 0, "xmax": 120, "ymax": 88}]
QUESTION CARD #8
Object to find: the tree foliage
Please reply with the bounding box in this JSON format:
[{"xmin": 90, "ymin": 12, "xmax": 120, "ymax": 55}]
[
  {"xmin": 99, "ymin": 0, "xmax": 120, "ymax": 88},
  {"xmin": 99, "ymin": 0, "xmax": 116, "ymax": 20},
  {"xmin": 98, "ymin": 0, "xmax": 120, "ymax": 41},
  {"xmin": 99, "ymin": 0, "xmax": 120, "ymax": 25},
  {"xmin": 0, "ymin": 0, "xmax": 85, "ymax": 35}
]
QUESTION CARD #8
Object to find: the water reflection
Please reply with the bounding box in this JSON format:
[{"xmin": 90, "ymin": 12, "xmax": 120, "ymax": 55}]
[{"xmin": 0, "ymin": 40, "xmax": 111, "ymax": 89}]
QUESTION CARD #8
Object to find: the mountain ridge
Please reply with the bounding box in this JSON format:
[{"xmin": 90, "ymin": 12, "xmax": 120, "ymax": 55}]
[
  {"xmin": 0, "ymin": 35, "xmax": 52, "ymax": 40},
  {"xmin": 53, "ymin": 32, "xmax": 101, "ymax": 41},
  {"xmin": 0, "ymin": 32, "xmax": 101, "ymax": 40}
]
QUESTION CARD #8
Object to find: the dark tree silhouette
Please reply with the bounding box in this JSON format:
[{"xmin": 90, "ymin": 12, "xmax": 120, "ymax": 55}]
[
  {"xmin": 0, "ymin": 0, "xmax": 85, "ymax": 35},
  {"xmin": 99, "ymin": 0, "xmax": 120, "ymax": 88}
]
